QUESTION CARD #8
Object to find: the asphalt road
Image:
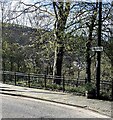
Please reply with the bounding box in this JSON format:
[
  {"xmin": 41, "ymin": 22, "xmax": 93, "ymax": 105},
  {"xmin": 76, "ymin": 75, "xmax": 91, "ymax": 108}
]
[{"xmin": 1, "ymin": 94, "xmax": 110, "ymax": 118}]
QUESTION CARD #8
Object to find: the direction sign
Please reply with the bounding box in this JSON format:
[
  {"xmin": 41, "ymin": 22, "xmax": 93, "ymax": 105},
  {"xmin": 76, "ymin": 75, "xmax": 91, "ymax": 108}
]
[{"xmin": 91, "ymin": 46, "xmax": 103, "ymax": 51}]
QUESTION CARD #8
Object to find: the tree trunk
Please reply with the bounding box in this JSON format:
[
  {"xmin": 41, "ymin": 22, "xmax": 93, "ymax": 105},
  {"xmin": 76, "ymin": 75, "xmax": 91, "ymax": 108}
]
[
  {"xmin": 54, "ymin": 45, "xmax": 64, "ymax": 84},
  {"xmin": 2, "ymin": 59, "xmax": 5, "ymax": 71},
  {"xmin": 85, "ymin": 40, "xmax": 91, "ymax": 83},
  {"xmin": 10, "ymin": 57, "xmax": 13, "ymax": 81},
  {"xmin": 85, "ymin": 2, "xmax": 98, "ymax": 83},
  {"xmin": 53, "ymin": 45, "xmax": 57, "ymax": 82},
  {"xmin": 53, "ymin": 2, "xmax": 70, "ymax": 85},
  {"xmin": 17, "ymin": 60, "xmax": 20, "ymax": 72},
  {"xmin": 10, "ymin": 57, "xmax": 13, "ymax": 71}
]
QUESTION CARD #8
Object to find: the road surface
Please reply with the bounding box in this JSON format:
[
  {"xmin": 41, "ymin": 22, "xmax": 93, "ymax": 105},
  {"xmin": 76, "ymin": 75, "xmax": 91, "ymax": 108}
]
[{"xmin": 1, "ymin": 94, "xmax": 110, "ymax": 118}]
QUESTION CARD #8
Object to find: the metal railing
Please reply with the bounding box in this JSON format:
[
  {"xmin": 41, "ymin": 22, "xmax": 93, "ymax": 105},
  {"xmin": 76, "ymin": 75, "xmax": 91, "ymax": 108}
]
[{"xmin": 1, "ymin": 71, "xmax": 112, "ymax": 98}]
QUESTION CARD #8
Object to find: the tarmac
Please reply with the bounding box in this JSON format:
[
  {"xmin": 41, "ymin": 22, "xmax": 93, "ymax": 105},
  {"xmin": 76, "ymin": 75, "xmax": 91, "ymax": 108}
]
[{"xmin": 0, "ymin": 82, "xmax": 112, "ymax": 118}]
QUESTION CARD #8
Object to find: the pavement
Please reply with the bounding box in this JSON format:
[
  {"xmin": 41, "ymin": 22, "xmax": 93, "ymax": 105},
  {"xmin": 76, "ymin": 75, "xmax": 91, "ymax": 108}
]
[{"xmin": 0, "ymin": 82, "xmax": 112, "ymax": 118}]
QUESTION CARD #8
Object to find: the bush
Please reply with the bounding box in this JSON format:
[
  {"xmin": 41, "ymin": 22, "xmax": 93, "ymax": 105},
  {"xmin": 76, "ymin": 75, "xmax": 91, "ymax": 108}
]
[
  {"xmin": 65, "ymin": 86, "xmax": 86, "ymax": 95},
  {"xmin": 45, "ymin": 84, "xmax": 62, "ymax": 90},
  {"xmin": 84, "ymin": 83, "xmax": 96, "ymax": 99},
  {"xmin": 100, "ymin": 91, "xmax": 112, "ymax": 100},
  {"xmin": 84, "ymin": 83, "xmax": 96, "ymax": 92}
]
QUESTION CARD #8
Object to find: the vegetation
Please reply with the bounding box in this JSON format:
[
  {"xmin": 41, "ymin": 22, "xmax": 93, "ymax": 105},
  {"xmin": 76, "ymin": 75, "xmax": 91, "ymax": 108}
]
[{"xmin": 1, "ymin": 0, "xmax": 112, "ymax": 100}]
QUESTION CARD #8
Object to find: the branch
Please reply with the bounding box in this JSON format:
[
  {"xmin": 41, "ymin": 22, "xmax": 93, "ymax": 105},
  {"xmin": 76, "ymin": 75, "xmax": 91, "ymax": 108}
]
[{"xmin": 6, "ymin": 1, "xmax": 53, "ymax": 22}]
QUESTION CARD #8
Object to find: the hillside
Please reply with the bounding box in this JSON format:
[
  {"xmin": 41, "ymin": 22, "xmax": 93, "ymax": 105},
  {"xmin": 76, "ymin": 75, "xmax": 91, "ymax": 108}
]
[{"xmin": 2, "ymin": 23, "xmax": 47, "ymax": 45}]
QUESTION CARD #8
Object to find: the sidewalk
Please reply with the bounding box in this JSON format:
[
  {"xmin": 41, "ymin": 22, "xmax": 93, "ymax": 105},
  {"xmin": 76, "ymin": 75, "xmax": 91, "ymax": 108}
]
[{"xmin": 0, "ymin": 83, "xmax": 112, "ymax": 118}]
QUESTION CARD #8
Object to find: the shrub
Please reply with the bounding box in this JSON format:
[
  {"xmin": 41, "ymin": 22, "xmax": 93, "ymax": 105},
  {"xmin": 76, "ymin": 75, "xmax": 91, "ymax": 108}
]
[
  {"xmin": 84, "ymin": 83, "xmax": 96, "ymax": 92},
  {"xmin": 65, "ymin": 85, "xmax": 86, "ymax": 95},
  {"xmin": 100, "ymin": 91, "xmax": 112, "ymax": 100}
]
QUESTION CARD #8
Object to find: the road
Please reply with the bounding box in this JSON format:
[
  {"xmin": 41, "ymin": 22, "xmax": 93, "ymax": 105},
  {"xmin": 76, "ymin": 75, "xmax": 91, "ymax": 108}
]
[{"xmin": 1, "ymin": 94, "xmax": 110, "ymax": 118}]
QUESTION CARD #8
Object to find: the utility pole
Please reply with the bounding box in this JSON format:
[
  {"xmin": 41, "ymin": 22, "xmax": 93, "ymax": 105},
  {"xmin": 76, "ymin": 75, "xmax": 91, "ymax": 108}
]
[{"xmin": 96, "ymin": 0, "xmax": 102, "ymax": 99}]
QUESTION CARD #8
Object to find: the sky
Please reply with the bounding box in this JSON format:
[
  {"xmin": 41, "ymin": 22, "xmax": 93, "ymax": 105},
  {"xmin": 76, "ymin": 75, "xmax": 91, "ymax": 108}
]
[
  {"xmin": 7, "ymin": 0, "xmax": 112, "ymax": 3},
  {"xmin": 0, "ymin": 0, "xmax": 112, "ymax": 27},
  {"xmin": 28, "ymin": 0, "xmax": 112, "ymax": 3}
]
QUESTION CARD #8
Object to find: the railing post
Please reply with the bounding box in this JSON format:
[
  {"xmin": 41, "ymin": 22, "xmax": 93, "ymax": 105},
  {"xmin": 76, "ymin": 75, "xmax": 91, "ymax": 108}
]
[
  {"xmin": 15, "ymin": 72, "xmax": 16, "ymax": 86},
  {"xmin": 63, "ymin": 75, "xmax": 65, "ymax": 92},
  {"xmin": 44, "ymin": 74, "xmax": 47, "ymax": 89}
]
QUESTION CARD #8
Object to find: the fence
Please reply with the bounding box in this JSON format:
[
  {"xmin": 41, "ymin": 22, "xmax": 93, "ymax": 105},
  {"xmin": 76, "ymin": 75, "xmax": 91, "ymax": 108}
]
[
  {"xmin": 1, "ymin": 71, "xmax": 112, "ymax": 99},
  {"xmin": 2, "ymin": 71, "xmax": 88, "ymax": 90}
]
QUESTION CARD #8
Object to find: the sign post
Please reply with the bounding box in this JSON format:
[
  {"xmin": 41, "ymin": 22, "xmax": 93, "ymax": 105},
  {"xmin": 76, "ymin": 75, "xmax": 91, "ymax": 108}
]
[{"xmin": 96, "ymin": 0, "xmax": 102, "ymax": 99}]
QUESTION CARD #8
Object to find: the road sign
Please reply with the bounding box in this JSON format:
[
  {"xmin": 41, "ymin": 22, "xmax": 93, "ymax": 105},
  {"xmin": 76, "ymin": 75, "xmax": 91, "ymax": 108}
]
[{"xmin": 91, "ymin": 46, "xmax": 103, "ymax": 51}]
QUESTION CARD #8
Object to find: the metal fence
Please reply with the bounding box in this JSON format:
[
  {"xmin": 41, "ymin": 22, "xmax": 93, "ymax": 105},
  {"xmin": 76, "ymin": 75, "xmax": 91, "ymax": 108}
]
[
  {"xmin": 1, "ymin": 71, "xmax": 112, "ymax": 99},
  {"xmin": 2, "ymin": 71, "xmax": 87, "ymax": 89}
]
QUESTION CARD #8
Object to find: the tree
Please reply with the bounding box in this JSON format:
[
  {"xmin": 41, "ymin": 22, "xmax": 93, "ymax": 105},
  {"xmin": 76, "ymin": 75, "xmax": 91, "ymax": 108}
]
[
  {"xmin": 53, "ymin": 1, "xmax": 71, "ymax": 84},
  {"xmin": 85, "ymin": 2, "xmax": 98, "ymax": 83},
  {"xmin": 2, "ymin": 0, "xmax": 112, "ymax": 91}
]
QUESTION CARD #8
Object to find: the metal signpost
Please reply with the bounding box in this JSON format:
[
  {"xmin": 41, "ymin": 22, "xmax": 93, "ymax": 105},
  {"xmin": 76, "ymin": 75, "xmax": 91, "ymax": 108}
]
[{"xmin": 96, "ymin": 0, "xmax": 102, "ymax": 99}]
